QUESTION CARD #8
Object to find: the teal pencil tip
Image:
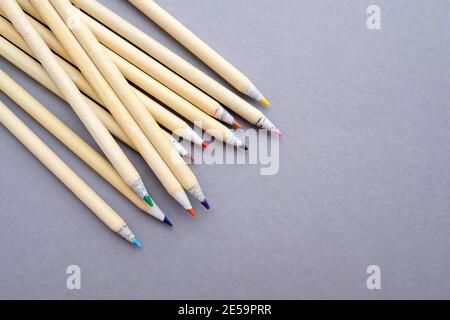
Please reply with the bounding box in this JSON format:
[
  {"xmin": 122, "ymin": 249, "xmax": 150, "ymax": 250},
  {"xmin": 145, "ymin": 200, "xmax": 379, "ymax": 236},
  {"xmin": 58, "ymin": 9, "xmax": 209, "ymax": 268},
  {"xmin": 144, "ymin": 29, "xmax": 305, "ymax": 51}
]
[
  {"xmin": 131, "ymin": 237, "xmax": 142, "ymax": 248},
  {"xmin": 144, "ymin": 195, "xmax": 153, "ymax": 207}
]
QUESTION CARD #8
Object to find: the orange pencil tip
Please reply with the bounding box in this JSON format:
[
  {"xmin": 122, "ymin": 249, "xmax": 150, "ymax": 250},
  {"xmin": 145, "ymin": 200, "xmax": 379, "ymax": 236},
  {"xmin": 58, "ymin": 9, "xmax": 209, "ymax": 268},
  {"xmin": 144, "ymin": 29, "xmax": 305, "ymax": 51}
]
[{"xmin": 187, "ymin": 208, "xmax": 196, "ymax": 216}]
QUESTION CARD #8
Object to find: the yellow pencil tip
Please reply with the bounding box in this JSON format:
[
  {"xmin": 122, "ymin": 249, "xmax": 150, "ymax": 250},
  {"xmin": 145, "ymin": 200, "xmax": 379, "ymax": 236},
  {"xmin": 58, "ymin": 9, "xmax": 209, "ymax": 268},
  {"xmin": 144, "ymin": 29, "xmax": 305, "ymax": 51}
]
[{"xmin": 259, "ymin": 97, "xmax": 270, "ymax": 107}]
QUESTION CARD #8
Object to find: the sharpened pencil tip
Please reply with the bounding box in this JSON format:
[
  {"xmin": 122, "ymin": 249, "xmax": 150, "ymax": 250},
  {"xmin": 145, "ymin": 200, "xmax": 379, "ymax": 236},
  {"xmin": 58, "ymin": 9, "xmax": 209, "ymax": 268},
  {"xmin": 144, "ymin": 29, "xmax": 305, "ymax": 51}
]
[
  {"xmin": 201, "ymin": 199, "xmax": 210, "ymax": 210},
  {"xmin": 131, "ymin": 237, "xmax": 142, "ymax": 248},
  {"xmin": 186, "ymin": 153, "xmax": 194, "ymax": 161},
  {"xmin": 143, "ymin": 195, "xmax": 153, "ymax": 207},
  {"xmin": 187, "ymin": 207, "xmax": 196, "ymax": 216},
  {"xmin": 163, "ymin": 216, "xmax": 174, "ymax": 227},
  {"xmin": 232, "ymin": 119, "xmax": 243, "ymax": 129},
  {"xmin": 239, "ymin": 144, "xmax": 249, "ymax": 151},
  {"xmin": 202, "ymin": 141, "xmax": 209, "ymax": 149},
  {"xmin": 274, "ymin": 128, "xmax": 282, "ymax": 137},
  {"xmin": 259, "ymin": 97, "xmax": 270, "ymax": 107}
]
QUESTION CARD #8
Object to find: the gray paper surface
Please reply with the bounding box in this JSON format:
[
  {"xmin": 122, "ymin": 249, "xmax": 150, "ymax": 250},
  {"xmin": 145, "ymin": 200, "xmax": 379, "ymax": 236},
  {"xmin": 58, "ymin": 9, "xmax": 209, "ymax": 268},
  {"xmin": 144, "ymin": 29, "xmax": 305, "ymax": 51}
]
[{"xmin": 0, "ymin": 0, "xmax": 449, "ymax": 299}]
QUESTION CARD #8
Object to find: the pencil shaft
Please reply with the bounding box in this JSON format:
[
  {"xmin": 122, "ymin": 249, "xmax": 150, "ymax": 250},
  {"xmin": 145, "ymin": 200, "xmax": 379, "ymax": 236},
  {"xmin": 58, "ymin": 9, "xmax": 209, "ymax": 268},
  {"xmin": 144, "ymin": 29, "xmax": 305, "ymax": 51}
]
[
  {"xmin": 163, "ymin": 131, "xmax": 189, "ymax": 159},
  {"xmin": 0, "ymin": 69, "xmax": 165, "ymax": 220},
  {"xmin": 0, "ymin": 100, "xmax": 138, "ymax": 244},
  {"xmin": 0, "ymin": 0, "xmax": 151, "ymax": 200},
  {"xmin": 2, "ymin": 17, "xmax": 225, "ymax": 148},
  {"xmin": 106, "ymin": 46, "xmax": 239, "ymax": 145},
  {"xmin": 50, "ymin": 0, "xmax": 205, "ymax": 201},
  {"xmin": 0, "ymin": 15, "xmax": 241, "ymax": 150},
  {"xmin": 0, "ymin": 8, "xmax": 203, "ymax": 145},
  {"xmin": 52, "ymin": 0, "xmax": 276, "ymax": 130},
  {"xmin": 0, "ymin": 30, "xmax": 185, "ymax": 159},
  {"xmin": 0, "ymin": 24, "xmax": 135, "ymax": 149}
]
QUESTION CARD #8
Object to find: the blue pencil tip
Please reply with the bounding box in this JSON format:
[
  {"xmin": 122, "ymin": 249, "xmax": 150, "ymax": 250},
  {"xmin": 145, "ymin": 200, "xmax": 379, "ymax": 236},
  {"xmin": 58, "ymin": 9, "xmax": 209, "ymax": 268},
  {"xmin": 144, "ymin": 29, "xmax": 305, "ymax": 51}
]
[
  {"xmin": 163, "ymin": 216, "xmax": 174, "ymax": 227},
  {"xmin": 131, "ymin": 237, "xmax": 142, "ymax": 248},
  {"xmin": 201, "ymin": 199, "xmax": 210, "ymax": 210}
]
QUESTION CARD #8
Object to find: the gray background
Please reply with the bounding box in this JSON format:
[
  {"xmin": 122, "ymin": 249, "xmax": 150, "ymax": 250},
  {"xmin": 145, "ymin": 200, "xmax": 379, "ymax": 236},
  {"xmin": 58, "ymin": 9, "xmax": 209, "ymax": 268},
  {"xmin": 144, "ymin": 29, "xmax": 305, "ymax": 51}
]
[{"xmin": 0, "ymin": 0, "xmax": 449, "ymax": 299}]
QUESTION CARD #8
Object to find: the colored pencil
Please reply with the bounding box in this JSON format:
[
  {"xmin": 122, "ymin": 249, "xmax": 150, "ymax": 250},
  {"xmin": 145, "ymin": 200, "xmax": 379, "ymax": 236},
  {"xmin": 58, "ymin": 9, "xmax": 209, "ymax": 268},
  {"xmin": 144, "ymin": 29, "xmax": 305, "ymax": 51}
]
[
  {"xmin": 163, "ymin": 130, "xmax": 193, "ymax": 162},
  {"xmin": 50, "ymin": 0, "xmax": 281, "ymax": 135},
  {"xmin": 0, "ymin": 99, "xmax": 142, "ymax": 247},
  {"xmin": 0, "ymin": 9, "xmax": 219, "ymax": 148},
  {"xmin": 0, "ymin": 35, "xmax": 195, "ymax": 215},
  {"xmin": 30, "ymin": 0, "xmax": 195, "ymax": 213},
  {"xmin": 0, "ymin": 31, "xmax": 189, "ymax": 161},
  {"xmin": 0, "ymin": 26, "xmax": 134, "ymax": 149}
]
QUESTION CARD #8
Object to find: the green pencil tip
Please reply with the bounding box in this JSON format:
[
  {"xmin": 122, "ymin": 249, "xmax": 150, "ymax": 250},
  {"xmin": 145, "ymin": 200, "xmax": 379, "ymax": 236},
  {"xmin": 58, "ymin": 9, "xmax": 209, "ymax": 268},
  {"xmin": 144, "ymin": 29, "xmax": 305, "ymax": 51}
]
[{"xmin": 144, "ymin": 195, "xmax": 153, "ymax": 207}]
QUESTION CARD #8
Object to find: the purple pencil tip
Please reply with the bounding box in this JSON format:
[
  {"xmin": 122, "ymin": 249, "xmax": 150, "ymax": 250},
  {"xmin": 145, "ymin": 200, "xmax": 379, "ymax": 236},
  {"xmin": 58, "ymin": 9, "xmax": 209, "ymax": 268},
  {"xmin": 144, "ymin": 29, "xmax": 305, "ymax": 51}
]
[
  {"xmin": 163, "ymin": 216, "xmax": 174, "ymax": 227},
  {"xmin": 201, "ymin": 199, "xmax": 210, "ymax": 210}
]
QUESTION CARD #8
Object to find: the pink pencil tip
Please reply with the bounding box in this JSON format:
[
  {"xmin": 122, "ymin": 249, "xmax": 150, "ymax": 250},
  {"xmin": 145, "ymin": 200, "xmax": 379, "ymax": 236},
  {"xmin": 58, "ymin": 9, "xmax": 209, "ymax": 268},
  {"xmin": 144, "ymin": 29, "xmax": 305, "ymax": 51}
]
[
  {"xmin": 274, "ymin": 128, "xmax": 282, "ymax": 137},
  {"xmin": 202, "ymin": 141, "xmax": 209, "ymax": 149}
]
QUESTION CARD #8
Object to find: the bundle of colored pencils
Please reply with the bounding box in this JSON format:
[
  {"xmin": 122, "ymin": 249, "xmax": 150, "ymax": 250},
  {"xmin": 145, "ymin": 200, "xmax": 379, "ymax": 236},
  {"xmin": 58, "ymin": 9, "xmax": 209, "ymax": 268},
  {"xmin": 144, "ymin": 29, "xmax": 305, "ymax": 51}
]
[{"xmin": 0, "ymin": 0, "xmax": 281, "ymax": 247}]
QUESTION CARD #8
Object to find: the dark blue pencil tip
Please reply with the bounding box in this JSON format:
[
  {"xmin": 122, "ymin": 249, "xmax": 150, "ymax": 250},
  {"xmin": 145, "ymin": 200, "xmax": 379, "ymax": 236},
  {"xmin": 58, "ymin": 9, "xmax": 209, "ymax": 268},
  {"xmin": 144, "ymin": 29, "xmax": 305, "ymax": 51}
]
[
  {"xmin": 163, "ymin": 216, "xmax": 174, "ymax": 227},
  {"xmin": 131, "ymin": 237, "xmax": 142, "ymax": 248},
  {"xmin": 201, "ymin": 199, "xmax": 210, "ymax": 210}
]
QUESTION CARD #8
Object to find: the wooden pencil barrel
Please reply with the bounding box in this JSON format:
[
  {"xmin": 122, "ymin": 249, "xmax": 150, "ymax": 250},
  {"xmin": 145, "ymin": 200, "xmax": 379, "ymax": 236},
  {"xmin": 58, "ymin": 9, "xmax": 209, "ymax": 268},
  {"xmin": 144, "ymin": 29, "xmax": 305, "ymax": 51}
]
[
  {"xmin": 0, "ymin": 100, "xmax": 125, "ymax": 232},
  {"xmin": 0, "ymin": 69, "xmax": 151, "ymax": 214},
  {"xmin": 0, "ymin": 0, "xmax": 142, "ymax": 188}
]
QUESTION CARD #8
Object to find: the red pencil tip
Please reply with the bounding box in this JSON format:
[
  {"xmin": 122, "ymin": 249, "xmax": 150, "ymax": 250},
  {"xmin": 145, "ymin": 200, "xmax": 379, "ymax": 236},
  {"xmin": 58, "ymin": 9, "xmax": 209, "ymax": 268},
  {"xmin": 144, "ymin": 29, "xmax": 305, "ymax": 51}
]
[
  {"xmin": 187, "ymin": 208, "xmax": 196, "ymax": 216},
  {"xmin": 201, "ymin": 141, "xmax": 209, "ymax": 149},
  {"xmin": 232, "ymin": 119, "xmax": 243, "ymax": 129},
  {"xmin": 186, "ymin": 153, "xmax": 194, "ymax": 161}
]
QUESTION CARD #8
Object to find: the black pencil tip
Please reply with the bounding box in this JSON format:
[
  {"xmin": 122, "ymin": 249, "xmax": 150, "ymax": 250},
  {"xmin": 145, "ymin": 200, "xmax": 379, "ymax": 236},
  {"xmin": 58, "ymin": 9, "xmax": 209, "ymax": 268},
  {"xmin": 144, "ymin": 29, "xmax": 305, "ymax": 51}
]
[{"xmin": 163, "ymin": 216, "xmax": 174, "ymax": 227}]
